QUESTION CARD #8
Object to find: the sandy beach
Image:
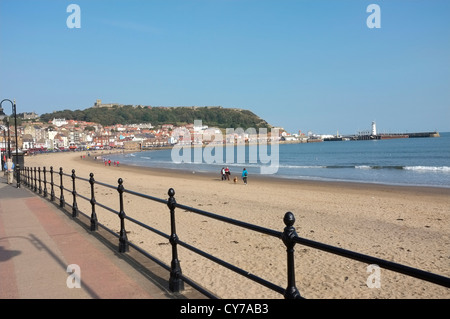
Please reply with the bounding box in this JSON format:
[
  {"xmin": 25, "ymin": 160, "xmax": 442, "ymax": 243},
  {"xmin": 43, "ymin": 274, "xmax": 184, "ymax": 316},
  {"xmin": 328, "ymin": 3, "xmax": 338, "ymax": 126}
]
[{"xmin": 21, "ymin": 151, "xmax": 450, "ymax": 299}]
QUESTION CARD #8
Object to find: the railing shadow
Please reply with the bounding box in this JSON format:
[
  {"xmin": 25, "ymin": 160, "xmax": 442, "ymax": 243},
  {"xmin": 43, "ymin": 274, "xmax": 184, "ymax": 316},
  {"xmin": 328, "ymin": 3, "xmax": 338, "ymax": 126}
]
[{"xmin": 0, "ymin": 234, "xmax": 101, "ymax": 298}]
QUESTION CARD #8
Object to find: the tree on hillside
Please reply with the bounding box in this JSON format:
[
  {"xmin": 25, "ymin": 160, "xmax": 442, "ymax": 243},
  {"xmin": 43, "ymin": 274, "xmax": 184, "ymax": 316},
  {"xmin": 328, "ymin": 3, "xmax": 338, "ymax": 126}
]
[{"xmin": 40, "ymin": 106, "xmax": 272, "ymax": 129}]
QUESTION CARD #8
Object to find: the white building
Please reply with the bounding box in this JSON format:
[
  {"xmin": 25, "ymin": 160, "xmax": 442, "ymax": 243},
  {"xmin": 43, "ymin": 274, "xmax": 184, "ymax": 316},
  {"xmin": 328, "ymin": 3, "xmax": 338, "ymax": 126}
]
[{"xmin": 52, "ymin": 118, "xmax": 68, "ymax": 127}]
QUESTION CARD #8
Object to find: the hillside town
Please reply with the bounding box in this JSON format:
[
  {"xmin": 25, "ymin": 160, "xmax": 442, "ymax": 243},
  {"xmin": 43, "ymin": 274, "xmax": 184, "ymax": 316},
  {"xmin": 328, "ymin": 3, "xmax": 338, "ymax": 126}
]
[
  {"xmin": 1, "ymin": 117, "xmax": 180, "ymax": 154},
  {"xmin": 0, "ymin": 99, "xmax": 315, "ymax": 156},
  {"xmin": 0, "ymin": 116, "xmax": 300, "ymax": 156}
]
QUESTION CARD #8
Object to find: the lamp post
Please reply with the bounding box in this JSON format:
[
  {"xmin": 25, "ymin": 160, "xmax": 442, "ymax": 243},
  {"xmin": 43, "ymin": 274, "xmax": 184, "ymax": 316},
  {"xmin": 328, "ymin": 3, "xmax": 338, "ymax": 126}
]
[
  {"xmin": 1, "ymin": 125, "xmax": 6, "ymax": 169},
  {"xmin": 6, "ymin": 116, "xmax": 11, "ymax": 158},
  {"xmin": 1, "ymin": 99, "xmax": 20, "ymax": 188}
]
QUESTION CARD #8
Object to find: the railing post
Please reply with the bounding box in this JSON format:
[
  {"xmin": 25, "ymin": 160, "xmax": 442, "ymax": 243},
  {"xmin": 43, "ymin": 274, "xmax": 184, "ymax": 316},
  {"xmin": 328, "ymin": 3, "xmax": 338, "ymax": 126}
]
[
  {"xmin": 38, "ymin": 167, "xmax": 42, "ymax": 194},
  {"xmin": 71, "ymin": 169, "xmax": 79, "ymax": 218},
  {"xmin": 24, "ymin": 167, "xmax": 27, "ymax": 187},
  {"xmin": 117, "ymin": 178, "xmax": 129, "ymax": 252},
  {"xmin": 89, "ymin": 173, "xmax": 98, "ymax": 231},
  {"xmin": 50, "ymin": 166, "xmax": 55, "ymax": 201},
  {"xmin": 282, "ymin": 212, "xmax": 301, "ymax": 299},
  {"xmin": 19, "ymin": 167, "xmax": 23, "ymax": 187},
  {"xmin": 33, "ymin": 167, "xmax": 37, "ymax": 192},
  {"xmin": 167, "ymin": 188, "xmax": 184, "ymax": 292},
  {"xmin": 59, "ymin": 167, "xmax": 65, "ymax": 208},
  {"xmin": 27, "ymin": 167, "xmax": 30, "ymax": 187},
  {"xmin": 43, "ymin": 166, "xmax": 48, "ymax": 198},
  {"xmin": 33, "ymin": 167, "xmax": 36, "ymax": 190}
]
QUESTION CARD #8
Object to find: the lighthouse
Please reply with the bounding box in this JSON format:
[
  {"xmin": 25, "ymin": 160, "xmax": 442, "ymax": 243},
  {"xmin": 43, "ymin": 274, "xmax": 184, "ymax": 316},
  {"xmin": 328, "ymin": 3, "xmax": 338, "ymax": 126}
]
[{"xmin": 371, "ymin": 121, "xmax": 377, "ymax": 136}]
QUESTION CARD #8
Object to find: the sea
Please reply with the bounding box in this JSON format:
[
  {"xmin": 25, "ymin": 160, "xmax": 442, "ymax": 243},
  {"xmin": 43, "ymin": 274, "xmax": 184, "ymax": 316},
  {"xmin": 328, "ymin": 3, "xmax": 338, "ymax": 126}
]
[{"xmin": 107, "ymin": 132, "xmax": 450, "ymax": 188}]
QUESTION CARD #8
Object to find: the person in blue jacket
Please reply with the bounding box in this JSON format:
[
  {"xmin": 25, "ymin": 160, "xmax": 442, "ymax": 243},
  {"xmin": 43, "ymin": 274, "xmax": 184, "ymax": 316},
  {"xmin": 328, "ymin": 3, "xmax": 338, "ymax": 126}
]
[{"xmin": 242, "ymin": 168, "xmax": 248, "ymax": 185}]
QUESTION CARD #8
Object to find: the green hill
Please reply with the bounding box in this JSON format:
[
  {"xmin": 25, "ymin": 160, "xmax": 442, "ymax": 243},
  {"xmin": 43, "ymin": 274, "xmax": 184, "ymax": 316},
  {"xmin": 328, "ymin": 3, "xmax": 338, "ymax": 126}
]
[{"xmin": 39, "ymin": 105, "xmax": 272, "ymax": 129}]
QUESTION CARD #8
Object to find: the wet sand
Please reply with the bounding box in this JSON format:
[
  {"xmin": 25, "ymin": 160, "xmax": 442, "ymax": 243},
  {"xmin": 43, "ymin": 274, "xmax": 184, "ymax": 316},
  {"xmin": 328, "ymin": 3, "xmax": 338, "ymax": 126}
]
[{"xmin": 22, "ymin": 151, "xmax": 450, "ymax": 299}]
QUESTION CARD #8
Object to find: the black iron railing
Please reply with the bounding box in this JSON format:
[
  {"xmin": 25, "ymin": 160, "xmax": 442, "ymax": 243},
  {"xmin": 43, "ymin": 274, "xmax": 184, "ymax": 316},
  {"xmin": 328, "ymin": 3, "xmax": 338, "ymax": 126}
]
[{"xmin": 19, "ymin": 166, "xmax": 450, "ymax": 298}]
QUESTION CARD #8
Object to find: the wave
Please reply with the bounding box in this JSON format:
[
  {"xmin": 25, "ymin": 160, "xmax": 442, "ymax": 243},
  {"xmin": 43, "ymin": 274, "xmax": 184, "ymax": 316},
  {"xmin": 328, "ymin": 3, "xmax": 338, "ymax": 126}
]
[
  {"xmin": 124, "ymin": 153, "xmax": 136, "ymax": 157},
  {"xmin": 403, "ymin": 166, "xmax": 450, "ymax": 172},
  {"xmin": 119, "ymin": 159, "xmax": 450, "ymax": 174},
  {"xmin": 355, "ymin": 165, "xmax": 404, "ymax": 170},
  {"xmin": 278, "ymin": 165, "xmax": 327, "ymax": 169},
  {"xmin": 183, "ymin": 163, "xmax": 450, "ymax": 173},
  {"xmin": 353, "ymin": 165, "xmax": 450, "ymax": 172},
  {"xmin": 110, "ymin": 151, "xmax": 450, "ymax": 174}
]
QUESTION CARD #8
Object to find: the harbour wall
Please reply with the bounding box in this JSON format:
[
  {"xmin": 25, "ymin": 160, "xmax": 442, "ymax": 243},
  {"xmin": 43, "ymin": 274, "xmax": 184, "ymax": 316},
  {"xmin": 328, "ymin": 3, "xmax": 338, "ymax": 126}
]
[{"xmin": 324, "ymin": 131, "xmax": 440, "ymax": 141}]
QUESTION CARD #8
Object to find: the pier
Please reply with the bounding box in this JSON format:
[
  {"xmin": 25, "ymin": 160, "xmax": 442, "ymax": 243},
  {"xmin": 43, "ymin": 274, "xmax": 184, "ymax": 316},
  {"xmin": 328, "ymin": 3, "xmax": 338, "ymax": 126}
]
[
  {"xmin": 323, "ymin": 122, "xmax": 440, "ymax": 141},
  {"xmin": 349, "ymin": 131, "xmax": 440, "ymax": 141}
]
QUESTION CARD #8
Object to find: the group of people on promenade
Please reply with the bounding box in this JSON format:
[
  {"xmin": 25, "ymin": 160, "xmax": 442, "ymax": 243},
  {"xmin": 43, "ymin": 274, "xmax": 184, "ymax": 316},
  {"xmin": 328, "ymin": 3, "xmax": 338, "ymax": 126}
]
[{"xmin": 220, "ymin": 167, "xmax": 248, "ymax": 185}]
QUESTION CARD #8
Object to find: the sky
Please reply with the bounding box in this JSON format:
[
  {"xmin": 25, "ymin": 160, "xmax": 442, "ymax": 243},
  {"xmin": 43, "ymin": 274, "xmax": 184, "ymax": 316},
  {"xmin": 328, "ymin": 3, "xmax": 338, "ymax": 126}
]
[{"xmin": 0, "ymin": 0, "xmax": 449, "ymax": 135}]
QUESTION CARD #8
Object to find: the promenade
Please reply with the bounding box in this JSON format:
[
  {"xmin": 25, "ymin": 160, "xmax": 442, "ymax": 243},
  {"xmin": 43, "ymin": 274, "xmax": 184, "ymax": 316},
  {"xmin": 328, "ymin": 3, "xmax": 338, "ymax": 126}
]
[{"xmin": 0, "ymin": 176, "xmax": 204, "ymax": 299}]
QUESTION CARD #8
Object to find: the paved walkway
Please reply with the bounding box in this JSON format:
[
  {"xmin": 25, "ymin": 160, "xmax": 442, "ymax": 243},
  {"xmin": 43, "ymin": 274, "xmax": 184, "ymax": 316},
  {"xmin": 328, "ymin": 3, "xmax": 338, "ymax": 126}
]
[{"xmin": 0, "ymin": 176, "xmax": 205, "ymax": 299}]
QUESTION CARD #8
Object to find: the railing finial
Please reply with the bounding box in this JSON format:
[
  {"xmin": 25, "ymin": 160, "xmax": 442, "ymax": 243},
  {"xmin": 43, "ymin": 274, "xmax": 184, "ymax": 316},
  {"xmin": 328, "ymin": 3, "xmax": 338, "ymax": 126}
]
[{"xmin": 283, "ymin": 211, "xmax": 295, "ymax": 228}]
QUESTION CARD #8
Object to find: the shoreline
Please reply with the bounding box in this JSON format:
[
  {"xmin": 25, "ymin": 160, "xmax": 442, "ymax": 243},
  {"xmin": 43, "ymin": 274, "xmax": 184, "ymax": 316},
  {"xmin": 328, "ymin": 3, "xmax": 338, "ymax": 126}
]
[
  {"xmin": 84, "ymin": 152, "xmax": 450, "ymax": 195},
  {"xmin": 91, "ymin": 143, "xmax": 450, "ymax": 191},
  {"xmin": 22, "ymin": 152, "xmax": 450, "ymax": 299}
]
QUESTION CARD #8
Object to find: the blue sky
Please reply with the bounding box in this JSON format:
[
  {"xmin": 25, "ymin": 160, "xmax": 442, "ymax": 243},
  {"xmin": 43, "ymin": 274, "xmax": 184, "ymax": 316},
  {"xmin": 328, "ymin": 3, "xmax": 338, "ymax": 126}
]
[{"xmin": 1, "ymin": 0, "xmax": 449, "ymax": 134}]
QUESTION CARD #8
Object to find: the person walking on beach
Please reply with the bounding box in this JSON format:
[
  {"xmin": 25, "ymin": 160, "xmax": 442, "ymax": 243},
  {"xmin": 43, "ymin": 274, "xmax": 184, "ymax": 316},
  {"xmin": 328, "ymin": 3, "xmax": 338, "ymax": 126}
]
[
  {"xmin": 225, "ymin": 167, "xmax": 230, "ymax": 181},
  {"xmin": 242, "ymin": 168, "xmax": 248, "ymax": 185},
  {"xmin": 221, "ymin": 167, "xmax": 226, "ymax": 181}
]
